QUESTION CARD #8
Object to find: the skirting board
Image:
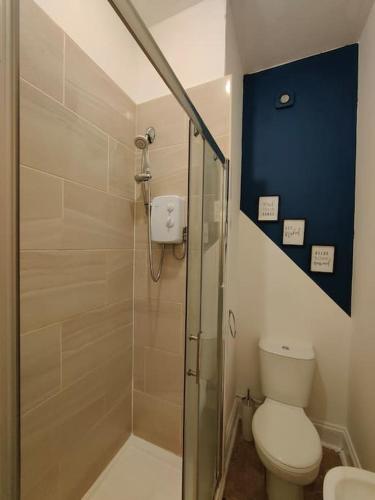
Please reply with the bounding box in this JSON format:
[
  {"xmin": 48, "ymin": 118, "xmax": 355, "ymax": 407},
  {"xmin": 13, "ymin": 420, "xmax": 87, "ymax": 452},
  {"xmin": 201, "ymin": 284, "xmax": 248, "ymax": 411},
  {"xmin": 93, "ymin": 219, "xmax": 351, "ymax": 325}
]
[
  {"xmin": 313, "ymin": 419, "xmax": 361, "ymax": 469},
  {"xmin": 215, "ymin": 397, "xmax": 240, "ymax": 500}
]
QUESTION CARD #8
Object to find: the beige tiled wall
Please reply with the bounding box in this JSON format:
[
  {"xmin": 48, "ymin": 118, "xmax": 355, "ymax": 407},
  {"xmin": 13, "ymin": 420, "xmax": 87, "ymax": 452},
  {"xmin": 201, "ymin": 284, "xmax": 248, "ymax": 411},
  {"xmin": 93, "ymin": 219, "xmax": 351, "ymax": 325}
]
[
  {"xmin": 20, "ymin": 1, "xmax": 135, "ymax": 498},
  {"xmin": 187, "ymin": 78, "xmax": 231, "ymax": 159},
  {"xmin": 133, "ymin": 78, "xmax": 230, "ymax": 456},
  {"xmin": 20, "ymin": 0, "xmax": 231, "ymax": 495},
  {"xmin": 133, "ymin": 94, "xmax": 189, "ymax": 455}
]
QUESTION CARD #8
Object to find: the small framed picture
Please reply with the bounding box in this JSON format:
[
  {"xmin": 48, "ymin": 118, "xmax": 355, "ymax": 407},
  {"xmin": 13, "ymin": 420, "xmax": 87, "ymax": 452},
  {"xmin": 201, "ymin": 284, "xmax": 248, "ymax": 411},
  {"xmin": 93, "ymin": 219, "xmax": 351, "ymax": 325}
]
[
  {"xmin": 310, "ymin": 245, "xmax": 335, "ymax": 274},
  {"xmin": 283, "ymin": 219, "xmax": 306, "ymax": 246},
  {"xmin": 258, "ymin": 196, "xmax": 279, "ymax": 222}
]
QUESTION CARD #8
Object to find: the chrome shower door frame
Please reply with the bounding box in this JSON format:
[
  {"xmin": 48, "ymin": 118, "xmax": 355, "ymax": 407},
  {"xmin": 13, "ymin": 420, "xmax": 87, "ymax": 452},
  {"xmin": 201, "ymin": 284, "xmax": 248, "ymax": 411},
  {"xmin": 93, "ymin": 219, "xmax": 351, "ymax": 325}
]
[
  {"xmin": 0, "ymin": 0, "xmax": 20, "ymax": 498},
  {"xmin": 183, "ymin": 123, "xmax": 228, "ymax": 500}
]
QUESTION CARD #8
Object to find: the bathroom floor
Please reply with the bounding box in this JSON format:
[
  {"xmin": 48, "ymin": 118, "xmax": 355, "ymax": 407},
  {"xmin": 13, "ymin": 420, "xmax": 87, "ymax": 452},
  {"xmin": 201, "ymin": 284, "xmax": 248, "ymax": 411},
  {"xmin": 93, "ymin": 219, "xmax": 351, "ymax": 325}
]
[
  {"xmin": 82, "ymin": 435, "xmax": 182, "ymax": 500},
  {"xmin": 223, "ymin": 427, "xmax": 341, "ymax": 500}
]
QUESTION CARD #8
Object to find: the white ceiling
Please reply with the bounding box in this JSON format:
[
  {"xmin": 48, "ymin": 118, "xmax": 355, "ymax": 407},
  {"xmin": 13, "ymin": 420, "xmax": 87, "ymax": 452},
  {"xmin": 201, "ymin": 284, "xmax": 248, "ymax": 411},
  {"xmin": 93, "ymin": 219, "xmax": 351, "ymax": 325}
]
[
  {"xmin": 132, "ymin": 0, "xmax": 203, "ymax": 26},
  {"xmin": 231, "ymin": 0, "xmax": 375, "ymax": 74}
]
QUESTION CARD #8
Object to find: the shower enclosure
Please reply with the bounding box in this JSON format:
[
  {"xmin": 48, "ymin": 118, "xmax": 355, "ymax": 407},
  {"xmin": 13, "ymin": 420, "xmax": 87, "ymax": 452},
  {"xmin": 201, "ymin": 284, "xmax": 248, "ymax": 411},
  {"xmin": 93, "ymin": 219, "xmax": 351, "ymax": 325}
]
[
  {"xmin": 0, "ymin": 0, "xmax": 228, "ymax": 498},
  {"xmin": 184, "ymin": 125, "xmax": 227, "ymax": 500}
]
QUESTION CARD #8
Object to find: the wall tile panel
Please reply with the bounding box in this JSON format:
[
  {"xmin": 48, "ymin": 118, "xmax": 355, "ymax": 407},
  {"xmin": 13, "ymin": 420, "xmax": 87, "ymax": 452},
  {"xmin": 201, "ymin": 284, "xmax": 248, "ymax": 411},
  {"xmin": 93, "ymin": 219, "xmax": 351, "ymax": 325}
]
[
  {"xmin": 65, "ymin": 37, "xmax": 136, "ymax": 148},
  {"xmin": 20, "ymin": 81, "xmax": 108, "ymax": 190},
  {"xmin": 63, "ymin": 182, "xmax": 134, "ymax": 250},
  {"xmin": 20, "ymin": 251, "xmax": 107, "ymax": 333},
  {"xmin": 20, "ymin": 167, "xmax": 63, "ymax": 250},
  {"xmin": 20, "ymin": 0, "xmax": 64, "ymax": 101},
  {"xmin": 21, "ymin": 324, "xmax": 62, "ymax": 413}
]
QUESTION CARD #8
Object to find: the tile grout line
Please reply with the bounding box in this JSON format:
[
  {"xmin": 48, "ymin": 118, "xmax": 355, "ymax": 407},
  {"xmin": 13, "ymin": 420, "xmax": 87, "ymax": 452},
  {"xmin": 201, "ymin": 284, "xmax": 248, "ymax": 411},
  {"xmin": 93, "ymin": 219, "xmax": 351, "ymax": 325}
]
[
  {"xmin": 22, "ymin": 349, "xmax": 134, "ymax": 418},
  {"xmin": 132, "ymin": 144, "xmax": 136, "ymax": 434},
  {"xmin": 20, "ymin": 163, "xmax": 134, "ymax": 203},
  {"xmin": 21, "ymin": 77, "xmax": 135, "ymax": 151},
  {"xmin": 61, "ymin": 173, "xmax": 65, "ymax": 247},
  {"xmin": 132, "ymin": 388, "xmax": 183, "ymax": 410},
  {"xmin": 106, "ymin": 135, "xmax": 110, "ymax": 193},
  {"xmin": 62, "ymin": 33, "xmax": 66, "ymax": 105},
  {"xmin": 135, "ymin": 141, "xmax": 189, "ymax": 155},
  {"xmin": 64, "ymin": 319, "xmax": 134, "ymax": 352},
  {"xmin": 60, "ymin": 171, "xmax": 65, "ymax": 392},
  {"xmin": 20, "ymin": 297, "xmax": 135, "ymax": 338},
  {"xmin": 21, "ymin": 263, "xmax": 143, "ymax": 342},
  {"xmin": 139, "ymin": 344, "xmax": 184, "ymax": 359},
  {"xmin": 62, "ymin": 343, "xmax": 134, "ymax": 394}
]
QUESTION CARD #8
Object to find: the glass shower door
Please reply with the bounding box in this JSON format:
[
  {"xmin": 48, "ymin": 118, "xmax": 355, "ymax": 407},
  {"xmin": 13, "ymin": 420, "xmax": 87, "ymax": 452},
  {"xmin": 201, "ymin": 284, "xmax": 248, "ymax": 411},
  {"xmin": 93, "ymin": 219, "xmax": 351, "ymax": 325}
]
[{"xmin": 184, "ymin": 122, "xmax": 226, "ymax": 500}]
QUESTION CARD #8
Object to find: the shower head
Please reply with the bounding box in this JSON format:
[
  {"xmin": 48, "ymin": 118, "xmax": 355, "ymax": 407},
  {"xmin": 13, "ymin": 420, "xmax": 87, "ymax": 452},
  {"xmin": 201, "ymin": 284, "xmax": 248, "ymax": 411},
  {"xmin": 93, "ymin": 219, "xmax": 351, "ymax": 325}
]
[
  {"xmin": 134, "ymin": 135, "xmax": 148, "ymax": 150},
  {"xmin": 134, "ymin": 127, "xmax": 156, "ymax": 150}
]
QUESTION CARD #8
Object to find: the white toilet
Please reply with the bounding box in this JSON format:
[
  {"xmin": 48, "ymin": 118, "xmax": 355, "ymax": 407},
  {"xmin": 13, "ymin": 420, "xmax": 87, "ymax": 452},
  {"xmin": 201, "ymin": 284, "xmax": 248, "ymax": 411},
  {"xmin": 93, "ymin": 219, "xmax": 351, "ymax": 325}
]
[{"xmin": 252, "ymin": 337, "xmax": 322, "ymax": 500}]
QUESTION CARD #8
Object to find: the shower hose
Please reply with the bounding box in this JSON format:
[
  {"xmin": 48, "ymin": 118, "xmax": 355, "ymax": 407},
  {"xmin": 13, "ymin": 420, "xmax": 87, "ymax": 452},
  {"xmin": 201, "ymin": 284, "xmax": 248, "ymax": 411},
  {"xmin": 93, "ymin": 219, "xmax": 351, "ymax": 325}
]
[{"xmin": 141, "ymin": 153, "xmax": 165, "ymax": 283}]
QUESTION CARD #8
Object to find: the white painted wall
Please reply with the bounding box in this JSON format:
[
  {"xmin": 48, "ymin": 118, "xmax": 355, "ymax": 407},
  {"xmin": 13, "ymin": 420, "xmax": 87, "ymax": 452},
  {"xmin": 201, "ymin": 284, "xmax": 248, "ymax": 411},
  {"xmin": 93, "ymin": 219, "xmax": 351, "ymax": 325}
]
[
  {"xmin": 230, "ymin": 0, "xmax": 374, "ymax": 74},
  {"xmin": 349, "ymin": 1, "xmax": 375, "ymax": 471},
  {"xmin": 142, "ymin": 0, "xmax": 226, "ymax": 102},
  {"xmin": 132, "ymin": 0, "xmax": 203, "ymax": 27},
  {"xmin": 34, "ymin": 0, "xmax": 226, "ymax": 103},
  {"xmin": 222, "ymin": 0, "xmax": 244, "ymax": 447},
  {"xmin": 236, "ymin": 214, "xmax": 352, "ymax": 426}
]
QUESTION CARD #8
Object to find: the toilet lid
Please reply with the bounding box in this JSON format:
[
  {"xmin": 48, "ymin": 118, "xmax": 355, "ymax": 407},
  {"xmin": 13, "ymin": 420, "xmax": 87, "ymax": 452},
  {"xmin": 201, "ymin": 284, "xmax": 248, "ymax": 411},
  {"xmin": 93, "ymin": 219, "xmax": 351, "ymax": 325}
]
[{"xmin": 253, "ymin": 399, "xmax": 322, "ymax": 470}]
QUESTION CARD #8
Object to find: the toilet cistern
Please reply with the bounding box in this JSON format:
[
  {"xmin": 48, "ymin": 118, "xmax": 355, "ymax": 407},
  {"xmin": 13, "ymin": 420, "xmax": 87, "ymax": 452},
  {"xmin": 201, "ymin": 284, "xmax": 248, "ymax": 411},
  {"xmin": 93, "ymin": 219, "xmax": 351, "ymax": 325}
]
[{"xmin": 252, "ymin": 337, "xmax": 322, "ymax": 500}]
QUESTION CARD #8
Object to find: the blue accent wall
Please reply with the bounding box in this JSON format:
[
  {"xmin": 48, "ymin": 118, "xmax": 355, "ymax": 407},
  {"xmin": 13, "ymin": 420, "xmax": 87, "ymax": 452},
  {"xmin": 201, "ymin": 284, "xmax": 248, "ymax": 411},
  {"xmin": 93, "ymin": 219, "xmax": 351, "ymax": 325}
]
[{"xmin": 241, "ymin": 45, "xmax": 358, "ymax": 315}]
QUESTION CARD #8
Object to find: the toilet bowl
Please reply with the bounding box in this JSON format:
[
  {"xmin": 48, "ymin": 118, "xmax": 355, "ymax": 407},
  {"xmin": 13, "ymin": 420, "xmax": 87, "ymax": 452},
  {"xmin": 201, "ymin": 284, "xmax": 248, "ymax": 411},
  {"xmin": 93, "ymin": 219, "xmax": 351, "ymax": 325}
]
[
  {"xmin": 253, "ymin": 398, "xmax": 322, "ymax": 500},
  {"xmin": 252, "ymin": 337, "xmax": 323, "ymax": 500}
]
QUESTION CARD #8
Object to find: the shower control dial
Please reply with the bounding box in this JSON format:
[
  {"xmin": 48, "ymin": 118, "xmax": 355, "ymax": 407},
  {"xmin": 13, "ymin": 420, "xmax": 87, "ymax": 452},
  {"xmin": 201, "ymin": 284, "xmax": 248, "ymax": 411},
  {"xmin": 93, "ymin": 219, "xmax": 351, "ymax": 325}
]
[
  {"xmin": 167, "ymin": 203, "xmax": 174, "ymax": 213},
  {"xmin": 166, "ymin": 217, "xmax": 174, "ymax": 228}
]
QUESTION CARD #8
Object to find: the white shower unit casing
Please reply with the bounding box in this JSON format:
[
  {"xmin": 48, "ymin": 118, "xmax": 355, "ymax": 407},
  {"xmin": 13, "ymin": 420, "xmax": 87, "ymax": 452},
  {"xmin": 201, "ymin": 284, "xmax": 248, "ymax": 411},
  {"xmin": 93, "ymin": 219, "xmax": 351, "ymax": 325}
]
[{"xmin": 151, "ymin": 195, "xmax": 186, "ymax": 244}]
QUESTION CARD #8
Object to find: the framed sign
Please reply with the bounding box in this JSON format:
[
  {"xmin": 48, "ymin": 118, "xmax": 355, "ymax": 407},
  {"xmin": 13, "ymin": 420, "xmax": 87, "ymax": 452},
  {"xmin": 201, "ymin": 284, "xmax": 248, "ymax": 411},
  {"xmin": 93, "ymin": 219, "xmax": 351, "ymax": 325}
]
[
  {"xmin": 283, "ymin": 219, "xmax": 306, "ymax": 246},
  {"xmin": 258, "ymin": 196, "xmax": 279, "ymax": 222},
  {"xmin": 310, "ymin": 245, "xmax": 335, "ymax": 274}
]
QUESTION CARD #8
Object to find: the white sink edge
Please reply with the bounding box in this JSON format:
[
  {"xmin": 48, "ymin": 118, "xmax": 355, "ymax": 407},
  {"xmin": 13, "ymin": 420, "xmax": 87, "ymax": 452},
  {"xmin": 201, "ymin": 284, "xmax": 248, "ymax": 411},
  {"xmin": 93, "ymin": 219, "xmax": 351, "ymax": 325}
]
[{"xmin": 323, "ymin": 466, "xmax": 375, "ymax": 499}]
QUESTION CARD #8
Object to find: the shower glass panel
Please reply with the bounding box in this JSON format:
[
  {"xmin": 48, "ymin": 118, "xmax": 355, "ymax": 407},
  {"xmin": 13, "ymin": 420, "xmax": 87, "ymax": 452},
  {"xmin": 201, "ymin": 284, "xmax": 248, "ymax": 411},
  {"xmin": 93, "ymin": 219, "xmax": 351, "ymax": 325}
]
[
  {"xmin": 184, "ymin": 122, "xmax": 226, "ymax": 500},
  {"xmin": 198, "ymin": 135, "xmax": 225, "ymax": 500},
  {"xmin": 184, "ymin": 124, "xmax": 204, "ymax": 500}
]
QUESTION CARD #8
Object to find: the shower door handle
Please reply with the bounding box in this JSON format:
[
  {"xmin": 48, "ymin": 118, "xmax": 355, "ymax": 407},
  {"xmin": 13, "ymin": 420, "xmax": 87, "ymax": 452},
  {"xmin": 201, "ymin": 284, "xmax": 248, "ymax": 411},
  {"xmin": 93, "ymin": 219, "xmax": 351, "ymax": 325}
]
[{"xmin": 188, "ymin": 332, "xmax": 201, "ymax": 383}]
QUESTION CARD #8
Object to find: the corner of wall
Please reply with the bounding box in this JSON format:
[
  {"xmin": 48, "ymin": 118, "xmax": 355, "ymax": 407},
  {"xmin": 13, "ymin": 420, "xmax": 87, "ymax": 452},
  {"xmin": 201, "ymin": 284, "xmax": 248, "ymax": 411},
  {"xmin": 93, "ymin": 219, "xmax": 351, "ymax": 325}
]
[
  {"xmin": 348, "ymin": 0, "xmax": 375, "ymax": 472},
  {"xmin": 222, "ymin": 0, "xmax": 244, "ymax": 457}
]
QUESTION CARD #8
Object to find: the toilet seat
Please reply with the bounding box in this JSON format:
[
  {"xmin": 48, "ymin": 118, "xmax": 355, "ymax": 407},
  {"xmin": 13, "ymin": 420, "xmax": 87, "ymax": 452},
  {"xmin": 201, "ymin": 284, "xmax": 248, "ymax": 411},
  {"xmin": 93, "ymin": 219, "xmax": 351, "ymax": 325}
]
[{"xmin": 253, "ymin": 398, "xmax": 322, "ymax": 485}]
